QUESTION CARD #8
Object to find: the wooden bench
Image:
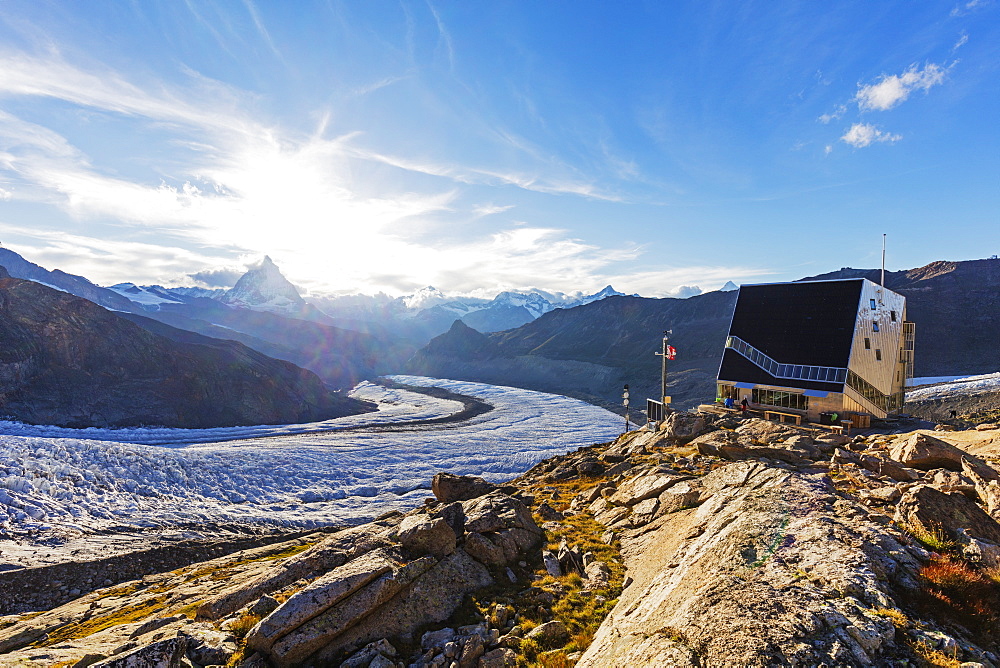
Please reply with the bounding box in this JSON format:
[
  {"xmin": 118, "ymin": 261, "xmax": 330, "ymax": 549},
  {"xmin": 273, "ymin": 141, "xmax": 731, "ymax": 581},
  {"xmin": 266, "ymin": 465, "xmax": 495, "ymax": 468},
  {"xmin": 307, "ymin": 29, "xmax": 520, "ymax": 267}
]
[
  {"xmin": 829, "ymin": 425, "xmax": 844, "ymax": 435},
  {"xmin": 763, "ymin": 410, "xmax": 803, "ymax": 425}
]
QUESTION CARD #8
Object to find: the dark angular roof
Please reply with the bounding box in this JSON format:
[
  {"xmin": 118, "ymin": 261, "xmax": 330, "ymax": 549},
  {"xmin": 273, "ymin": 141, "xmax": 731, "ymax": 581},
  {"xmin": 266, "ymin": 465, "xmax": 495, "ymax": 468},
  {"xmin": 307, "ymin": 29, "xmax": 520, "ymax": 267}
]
[{"xmin": 717, "ymin": 279, "xmax": 863, "ymax": 389}]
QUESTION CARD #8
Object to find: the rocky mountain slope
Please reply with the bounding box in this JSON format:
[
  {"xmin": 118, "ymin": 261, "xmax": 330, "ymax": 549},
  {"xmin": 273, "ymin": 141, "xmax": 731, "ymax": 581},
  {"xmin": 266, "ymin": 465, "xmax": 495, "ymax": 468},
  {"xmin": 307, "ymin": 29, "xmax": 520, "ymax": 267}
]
[
  {"xmin": 407, "ymin": 257, "xmax": 1000, "ymax": 412},
  {"xmin": 0, "ymin": 275, "xmax": 374, "ymax": 428},
  {"xmin": 6, "ymin": 408, "xmax": 1000, "ymax": 666}
]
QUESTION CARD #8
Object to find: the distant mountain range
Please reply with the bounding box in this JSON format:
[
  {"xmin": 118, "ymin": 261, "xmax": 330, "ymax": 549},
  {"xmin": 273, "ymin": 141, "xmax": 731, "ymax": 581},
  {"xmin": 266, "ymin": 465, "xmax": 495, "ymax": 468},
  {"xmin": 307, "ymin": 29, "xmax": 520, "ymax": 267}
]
[
  {"xmin": 406, "ymin": 258, "xmax": 1000, "ymax": 414},
  {"xmin": 0, "ymin": 267, "xmax": 373, "ymax": 428},
  {"xmin": 2, "ymin": 243, "xmax": 996, "ymax": 424}
]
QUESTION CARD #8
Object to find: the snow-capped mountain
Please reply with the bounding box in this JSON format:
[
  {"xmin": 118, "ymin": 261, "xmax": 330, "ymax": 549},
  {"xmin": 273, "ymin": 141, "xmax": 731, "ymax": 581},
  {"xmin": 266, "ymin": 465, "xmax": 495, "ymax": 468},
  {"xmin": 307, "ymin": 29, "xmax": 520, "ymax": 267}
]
[
  {"xmin": 109, "ymin": 283, "xmax": 189, "ymax": 307},
  {"xmin": 221, "ymin": 256, "xmax": 304, "ymax": 312},
  {"xmin": 719, "ymin": 281, "xmax": 739, "ymax": 292}
]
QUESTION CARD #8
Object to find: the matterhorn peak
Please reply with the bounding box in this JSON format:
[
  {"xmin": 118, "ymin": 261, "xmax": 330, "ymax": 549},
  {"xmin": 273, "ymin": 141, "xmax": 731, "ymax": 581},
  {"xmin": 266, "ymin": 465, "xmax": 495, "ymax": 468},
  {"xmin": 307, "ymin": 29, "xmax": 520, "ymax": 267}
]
[{"xmin": 221, "ymin": 256, "xmax": 304, "ymax": 311}]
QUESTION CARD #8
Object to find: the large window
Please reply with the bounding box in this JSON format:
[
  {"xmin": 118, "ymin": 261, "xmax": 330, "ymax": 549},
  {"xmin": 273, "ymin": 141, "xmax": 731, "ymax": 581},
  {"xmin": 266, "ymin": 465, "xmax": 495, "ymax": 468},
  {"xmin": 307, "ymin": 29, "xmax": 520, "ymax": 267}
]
[
  {"xmin": 752, "ymin": 388, "xmax": 808, "ymax": 411},
  {"xmin": 717, "ymin": 384, "xmax": 739, "ymax": 400}
]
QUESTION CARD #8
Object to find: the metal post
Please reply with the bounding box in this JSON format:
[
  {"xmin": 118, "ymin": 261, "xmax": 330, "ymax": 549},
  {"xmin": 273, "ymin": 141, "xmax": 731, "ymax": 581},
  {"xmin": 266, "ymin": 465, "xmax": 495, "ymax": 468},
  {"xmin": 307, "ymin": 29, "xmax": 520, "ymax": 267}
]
[
  {"xmin": 881, "ymin": 233, "xmax": 886, "ymax": 287},
  {"xmin": 622, "ymin": 384, "xmax": 630, "ymax": 433},
  {"xmin": 660, "ymin": 331, "xmax": 669, "ymax": 406}
]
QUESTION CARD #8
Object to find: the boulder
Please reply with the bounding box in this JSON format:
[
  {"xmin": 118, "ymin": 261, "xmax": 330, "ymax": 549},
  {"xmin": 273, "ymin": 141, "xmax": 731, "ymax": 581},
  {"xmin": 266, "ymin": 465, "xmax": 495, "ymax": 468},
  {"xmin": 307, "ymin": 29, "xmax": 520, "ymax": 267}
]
[
  {"xmin": 584, "ymin": 561, "xmax": 611, "ymax": 590},
  {"xmin": 889, "ymin": 433, "xmax": 999, "ymax": 481},
  {"xmin": 631, "ymin": 497, "xmax": 660, "ymax": 526},
  {"xmin": 734, "ymin": 418, "xmax": 801, "ymax": 443},
  {"xmin": 462, "ymin": 493, "xmax": 541, "ymax": 536},
  {"xmin": 658, "ymin": 412, "xmax": 710, "ymax": 441},
  {"xmin": 656, "ymin": 481, "xmax": 700, "ymax": 516},
  {"xmin": 340, "ymin": 638, "xmax": 397, "ymax": 668},
  {"xmin": 526, "ymin": 620, "xmax": 569, "ymax": 648},
  {"xmin": 543, "ymin": 551, "xmax": 562, "ymax": 577},
  {"xmin": 459, "ymin": 633, "xmax": 485, "ymax": 668},
  {"xmin": 398, "ymin": 515, "xmax": 457, "ymax": 559},
  {"xmin": 717, "ymin": 443, "xmax": 813, "ymax": 468},
  {"xmin": 307, "ymin": 549, "xmax": 494, "ymax": 666},
  {"xmin": 197, "ymin": 521, "xmax": 396, "ymax": 620},
  {"xmin": 91, "ymin": 636, "xmax": 187, "ymax": 668},
  {"xmin": 479, "ymin": 647, "xmax": 518, "ymax": 667},
  {"xmin": 536, "ymin": 503, "xmax": 564, "ymax": 521},
  {"xmin": 433, "ymin": 472, "xmax": 498, "ymax": 503},
  {"xmin": 247, "ymin": 548, "xmax": 398, "ymax": 653},
  {"xmin": 464, "ymin": 532, "xmax": 506, "ymax": 566},
  {"xmin": 182, "ymin": 625, "xmax": 237, "ymax": 666},
  {"xmin": 894, "ymin": 485, "xmax": 1000, "ymax": 544},
  {"xmin": 267, "ymin": 556, "xmax": 436, "ymax": 667},
  {"xmin": 963, "ymin": 461, "xmax": 1000, "ymax": 515},
  {"xmin": 608, "ymin": 472, "xmax": 689, "ymax": 506},
  {"xmin": 577, "ymin": 460, "xmax": 606, "ymax": 477},
  {"xmin": 430, "ymin": 501, "xmax": 466, "ymax": 538}
]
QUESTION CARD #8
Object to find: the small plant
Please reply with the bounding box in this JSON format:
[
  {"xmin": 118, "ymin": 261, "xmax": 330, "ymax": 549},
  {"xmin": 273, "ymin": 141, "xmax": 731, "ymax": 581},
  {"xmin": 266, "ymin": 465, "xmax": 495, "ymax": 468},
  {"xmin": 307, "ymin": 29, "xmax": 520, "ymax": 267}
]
[
  {"xmin": 909, "ymin": 640, "xmax": 963, "ymax": 668},
  {"xmin": 900, "ymin": 520, "xmax": 958, "ymax": 554},
  {"xmin": 228, "ymin": 611, "xmax": 261, "ymax": 640},
  {"xmin": 872, "ymin": 607, "xmax": 909, "ymax": 629}
]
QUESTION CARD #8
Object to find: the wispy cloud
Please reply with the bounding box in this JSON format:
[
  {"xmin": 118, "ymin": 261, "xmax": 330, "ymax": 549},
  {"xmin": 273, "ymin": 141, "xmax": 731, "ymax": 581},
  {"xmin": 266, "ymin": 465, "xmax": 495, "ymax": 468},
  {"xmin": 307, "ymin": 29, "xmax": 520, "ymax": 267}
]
[
  {"xmin": 854, "ymin": 63, "xmax": 951, "ymax": 112},
  {"xmin": 841, "ymin": 123, "xmax": 902, "ymax": 148},
  {"xmin": 473, "ymin": 203, "xmax": 515, "ymax": 217},
  {"xmin": 951, "ymin": 0, "xmax": 989, "ymax": 17},
  {"xmin": 0, "ymin": 51, "xmax": 630, "ymax": 293},
  {"xmin": 819, "ymin": 104, "xmax": 847, "ymax": 124},
  {"xmin": 953, "ymin": 32, "xmax": 969, "ymax": 51}
]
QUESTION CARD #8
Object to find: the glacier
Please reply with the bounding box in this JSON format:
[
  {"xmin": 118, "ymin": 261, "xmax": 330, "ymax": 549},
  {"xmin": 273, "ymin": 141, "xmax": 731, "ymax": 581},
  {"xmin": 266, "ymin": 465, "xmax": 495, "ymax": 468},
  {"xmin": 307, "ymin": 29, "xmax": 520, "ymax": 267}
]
[{"xmin": 0, "ymin": 377, "xmax": 624, "ymax": 543}]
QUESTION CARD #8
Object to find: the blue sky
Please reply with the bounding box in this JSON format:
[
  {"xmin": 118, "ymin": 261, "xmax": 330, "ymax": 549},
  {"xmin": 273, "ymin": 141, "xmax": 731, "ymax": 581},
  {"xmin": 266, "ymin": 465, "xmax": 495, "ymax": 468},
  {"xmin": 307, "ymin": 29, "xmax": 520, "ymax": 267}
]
[{"xmin": 0, "ymin": 1, "xmax": 996, "ymax": 298}]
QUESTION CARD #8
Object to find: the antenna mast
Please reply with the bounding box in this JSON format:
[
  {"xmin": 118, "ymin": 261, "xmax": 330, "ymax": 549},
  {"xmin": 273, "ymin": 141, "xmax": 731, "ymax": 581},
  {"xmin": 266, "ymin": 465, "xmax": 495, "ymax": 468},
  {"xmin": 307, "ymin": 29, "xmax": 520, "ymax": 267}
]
[{"xmin": 881, "ymin": 233, "xmax": 886, "ymax": 287}]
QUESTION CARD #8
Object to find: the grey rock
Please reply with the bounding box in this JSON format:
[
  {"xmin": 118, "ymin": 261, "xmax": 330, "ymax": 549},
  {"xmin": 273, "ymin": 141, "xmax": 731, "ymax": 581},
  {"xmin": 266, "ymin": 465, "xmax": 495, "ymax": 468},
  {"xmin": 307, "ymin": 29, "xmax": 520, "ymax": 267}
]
[
  {"xmin": 434, "ymin": 473, "xmax": 498, "ymax": 503},
  {"xmin": 464, "ymin": 532, "xmax": 506, "ymax": 566},
  {"xmin": 459, "ymin": 633, "xmax": 485, "ymax": 668},
  {"xmin": 478, "ymin": 647, "xmax": 517, "ymax": 667},
  {"xmin": 307, "ymin": 549, "xmax": 493, "ymax": 667},
  {"xmin": 895, "ymin": 485, "xmax": 1000, "ymax": 543},
  {"xmin": 542, "ymin": 551, "xmax": 562, "ymax": 577},
  {"xmin": 526, "ymin": 620, "xmax": 569, "ymax": 648},
  {"xmin": 608, "ymin": 472, "xmax": 688, "ymax": 506},
  {"xmin": 340, "ymin": 638, "xmax": 397, "ymax": 668},
  {"xmin": 462, "ymin": 493, "xmax": 541, "ymax": 536},
  {"xmin": 249, "ymin": 595, "xmax": 280, "ymax": 618},
  {"xmin": 91, "ymin": 636, "xmax": 188, "ymax": 668},
  {"xmin": 399, "ymin": 515, "xmax": 458, "ymax": 559},
  {"xmin": 422, "ymin": 628, "xmax": 457, "ymax": 651},
  {"xmin": 183, "ymin": 625, "xmax": 237, "ymax": 666},
  {"xmin": 248, "ymin": 547, "xmax": 398, "ymax": 653},
  {"xmin": 268, "ymin": 556, "xmax": 436, "ymax": 667}
]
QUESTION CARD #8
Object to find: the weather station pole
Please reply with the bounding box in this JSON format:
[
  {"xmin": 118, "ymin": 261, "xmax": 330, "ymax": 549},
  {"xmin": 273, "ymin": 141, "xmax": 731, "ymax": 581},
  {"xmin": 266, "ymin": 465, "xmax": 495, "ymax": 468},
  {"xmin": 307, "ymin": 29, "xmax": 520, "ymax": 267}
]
[
  {"xmin": 622, "ymin": 384, "xmax": 630, "ymax": 433},
  {"xmin": 652, "ymin": 329, "xmax": 676, "ymax": 410},
  {"xmin": 660, "ymin": 330, "xmax": 670, "ymax": 406}
]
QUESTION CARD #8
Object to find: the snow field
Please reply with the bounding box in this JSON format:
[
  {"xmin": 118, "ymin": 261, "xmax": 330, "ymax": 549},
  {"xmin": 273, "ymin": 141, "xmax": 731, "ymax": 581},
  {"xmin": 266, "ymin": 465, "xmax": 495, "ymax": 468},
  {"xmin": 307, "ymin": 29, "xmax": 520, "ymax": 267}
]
[
  {"xmin": 906, "ymin": 372, "xmax": 1000, "ymax": 402},
  {"xmin": 0, "ymin": 377, "xmax": 624, "ymax": 539}
]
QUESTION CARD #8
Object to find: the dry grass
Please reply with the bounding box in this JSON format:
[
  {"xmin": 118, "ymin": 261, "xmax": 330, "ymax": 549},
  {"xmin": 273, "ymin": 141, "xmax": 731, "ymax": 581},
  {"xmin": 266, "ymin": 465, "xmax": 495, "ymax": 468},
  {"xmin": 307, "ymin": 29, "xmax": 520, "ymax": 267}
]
[
  {"xmin": 909, "ymin": 640, "xmax": 963, "ymax": 668},
  {"xmin": 36, "ymin": 594, "xmax": 169, "ymax": 646},
  {"xmin": 872, "ymin": 607, "xmax": 910, "ymax": 629}
]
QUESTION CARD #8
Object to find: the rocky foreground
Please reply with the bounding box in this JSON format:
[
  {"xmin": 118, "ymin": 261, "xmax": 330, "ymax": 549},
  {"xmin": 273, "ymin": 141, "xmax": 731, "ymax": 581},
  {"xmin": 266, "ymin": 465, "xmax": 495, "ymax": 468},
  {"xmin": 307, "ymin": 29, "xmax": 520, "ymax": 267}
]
[{"xmin": 4, "ymin": 411, "xmax": 1000, "ymax": 666}]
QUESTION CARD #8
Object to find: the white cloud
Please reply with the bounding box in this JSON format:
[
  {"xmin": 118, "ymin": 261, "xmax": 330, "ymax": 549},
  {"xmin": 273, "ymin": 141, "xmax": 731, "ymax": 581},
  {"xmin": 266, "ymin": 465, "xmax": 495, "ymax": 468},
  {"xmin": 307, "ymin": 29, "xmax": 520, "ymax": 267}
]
[
  {"xmin": 667, "ymin": 285, "xmax": 702, "ymax": 298},
  {"xmin": 819, "ymin": 104, "xmax": 847, "ymax": 124},
  {"xmin": 855, "ymin": 63, "xmax": 950, "ymax": 112},
  {"xmin": 951, "ymin": 0, "xmax": 988, "ymax": 17},
  {"xmin": 840, "ymin": 123, "xmax": 902, "ymax": 148},
  {"xmin": 953, "ymin": 32, "xmax": 969, "ymax": 51},
  {"xmin": 473, "ymin": 203, "xmax": 515, "ymax": 217},
  {"xmin": 824, "ymin": 145, "xmax": 834, "ymax": 155}
]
